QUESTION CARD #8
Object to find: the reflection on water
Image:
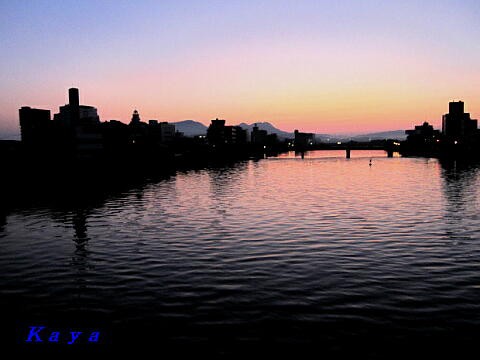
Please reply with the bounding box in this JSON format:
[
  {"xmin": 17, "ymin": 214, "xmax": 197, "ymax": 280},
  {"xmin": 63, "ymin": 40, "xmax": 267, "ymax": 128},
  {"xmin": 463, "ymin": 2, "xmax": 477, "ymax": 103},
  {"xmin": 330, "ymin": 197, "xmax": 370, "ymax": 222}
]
[
  {"xmin": 1, "ymin": 152, "xmax": 480, "ymax": 356},
  {"xmin": 0, "ymin": 209, "xmax": 6, "ymax": 233},
  {"xmin": 71, "ymin": 208, "xmax": 91, "ymax": 296},
  {"xmin": 274, "ymin": 149, "xmax": 398, "ymax": 159},
  {"xmin": 440, "ymin": 159, "xmax": 480, "ymax": 245}
]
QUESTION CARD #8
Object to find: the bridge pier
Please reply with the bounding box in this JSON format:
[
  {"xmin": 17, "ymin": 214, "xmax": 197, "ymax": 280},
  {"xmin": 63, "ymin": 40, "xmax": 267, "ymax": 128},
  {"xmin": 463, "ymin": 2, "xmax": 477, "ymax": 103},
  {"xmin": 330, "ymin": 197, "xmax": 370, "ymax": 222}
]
[
  {"xmin": 346, "ymin": 148, "xmax": 351, "ymax": 158},
  {"xmin": 387, "ymin": 149, "xmax": 393, "ymax": 158}
]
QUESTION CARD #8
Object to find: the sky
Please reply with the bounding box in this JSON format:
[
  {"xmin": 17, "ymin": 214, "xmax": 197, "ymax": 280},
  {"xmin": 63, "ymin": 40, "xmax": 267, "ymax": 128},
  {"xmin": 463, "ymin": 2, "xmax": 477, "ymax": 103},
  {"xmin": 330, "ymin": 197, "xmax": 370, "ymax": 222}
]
[{"xmin": 1, "ymin": 0, "xmax": 480, "ymax": 136}]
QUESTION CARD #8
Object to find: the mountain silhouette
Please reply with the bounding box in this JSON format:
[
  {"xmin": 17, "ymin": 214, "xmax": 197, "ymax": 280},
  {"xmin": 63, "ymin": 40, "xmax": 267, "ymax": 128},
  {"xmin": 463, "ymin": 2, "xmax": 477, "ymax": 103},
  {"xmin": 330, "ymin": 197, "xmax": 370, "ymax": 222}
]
[
  {"xmin": 172, "ymin": 120, "xmax": 208, "ymax": 137},
  {"xmin": 237, "ymin": 122, "xmax": 293, "ymax": 139},
  {"xmin": 167, "ymin": 120, "xmax": 405, "ymax": 142},
  {"xmin": 0, "ymin": 130, "xmax": 21, "ymax": 141},
  {"xmin": 348, "ymin": 130, "xmax": 407, "ymax": 141}
]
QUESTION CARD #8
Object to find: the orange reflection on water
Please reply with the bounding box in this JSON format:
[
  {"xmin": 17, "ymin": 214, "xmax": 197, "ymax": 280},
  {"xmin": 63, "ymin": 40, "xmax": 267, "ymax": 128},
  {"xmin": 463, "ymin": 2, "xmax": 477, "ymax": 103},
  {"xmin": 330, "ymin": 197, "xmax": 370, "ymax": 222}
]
[{"xmin": 274, "ymin": 150, "xmax": 393, "ymax": 159}]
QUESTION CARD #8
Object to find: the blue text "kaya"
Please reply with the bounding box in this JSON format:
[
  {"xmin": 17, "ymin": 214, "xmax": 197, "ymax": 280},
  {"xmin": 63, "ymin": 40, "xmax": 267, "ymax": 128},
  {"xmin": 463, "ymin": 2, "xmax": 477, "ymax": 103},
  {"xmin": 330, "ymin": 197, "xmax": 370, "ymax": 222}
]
[{"xmin": 25, "ymin": 326, "xmax": 100, "ymax": 344}]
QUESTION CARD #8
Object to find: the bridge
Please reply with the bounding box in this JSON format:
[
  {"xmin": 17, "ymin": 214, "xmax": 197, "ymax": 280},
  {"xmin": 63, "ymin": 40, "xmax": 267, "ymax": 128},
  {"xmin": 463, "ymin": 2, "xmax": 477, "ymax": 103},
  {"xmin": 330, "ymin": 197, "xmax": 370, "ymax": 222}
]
[{"xmin": 294, "ymin": 141, "xmax": 402, "ymax": 158}]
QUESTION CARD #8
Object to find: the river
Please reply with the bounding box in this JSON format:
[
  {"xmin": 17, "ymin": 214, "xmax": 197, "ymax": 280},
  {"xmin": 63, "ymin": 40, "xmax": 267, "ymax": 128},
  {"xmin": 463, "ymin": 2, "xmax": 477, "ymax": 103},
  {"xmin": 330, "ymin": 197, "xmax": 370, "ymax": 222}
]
[{"xmin": 1, "ymin": 150, "xmax": 480, "ymax": 357}]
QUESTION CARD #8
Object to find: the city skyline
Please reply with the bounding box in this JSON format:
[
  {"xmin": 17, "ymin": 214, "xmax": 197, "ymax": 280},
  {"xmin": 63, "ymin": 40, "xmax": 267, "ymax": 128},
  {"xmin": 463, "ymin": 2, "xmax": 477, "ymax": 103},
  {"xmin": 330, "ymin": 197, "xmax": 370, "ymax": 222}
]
[{"xmin": 1, "ymin": 0, "xmax": 479, "ymax": 136}]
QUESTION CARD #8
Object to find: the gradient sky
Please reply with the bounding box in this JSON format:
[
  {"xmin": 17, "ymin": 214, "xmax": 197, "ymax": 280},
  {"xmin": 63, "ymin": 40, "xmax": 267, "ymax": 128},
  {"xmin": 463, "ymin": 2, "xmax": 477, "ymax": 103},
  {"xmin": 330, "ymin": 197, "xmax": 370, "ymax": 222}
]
[{"xmin": 1, "ymin": 0, "xmax": 479, "ymax": 136}]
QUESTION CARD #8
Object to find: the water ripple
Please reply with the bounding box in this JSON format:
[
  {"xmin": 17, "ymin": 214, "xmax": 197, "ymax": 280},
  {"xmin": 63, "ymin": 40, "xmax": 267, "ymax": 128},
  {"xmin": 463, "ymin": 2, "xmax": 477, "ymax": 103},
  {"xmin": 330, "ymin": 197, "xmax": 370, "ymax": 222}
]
[{"xmin": 1, "ymin": 152, "xmax": 480, "ymax": 354}]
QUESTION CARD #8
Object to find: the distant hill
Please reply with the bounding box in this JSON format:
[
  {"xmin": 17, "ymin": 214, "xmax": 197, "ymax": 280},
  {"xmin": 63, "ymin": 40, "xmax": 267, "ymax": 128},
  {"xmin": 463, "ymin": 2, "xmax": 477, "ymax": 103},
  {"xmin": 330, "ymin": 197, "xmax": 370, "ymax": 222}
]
[
  {"xmin": 172, "ymin": 120, "xmax": 299, "ymax": 139},
  {"xmin": 237, "ymin": 122, "xmax": 333, "ymax": 141},
  {"xmin": 240, "ymin": 122, "xmax": 335, "ymax": 142},
  {"xmin": 0, "ymin": 131, "xmax": 20, "ymax": 141},
  {"xmin": 170, "ymin": 119, "xmax": 407, "ymax": 142},
  {"xmin": 172, "ymin": 120, "xmax": 208, "ymax": 136},
  {"xmin": 349, "ymin": 130, "xmax": 407, "ymax": 141},
  {"xmin": 237, "ymin": 122, "xmax": 294, "ymax": 139}
]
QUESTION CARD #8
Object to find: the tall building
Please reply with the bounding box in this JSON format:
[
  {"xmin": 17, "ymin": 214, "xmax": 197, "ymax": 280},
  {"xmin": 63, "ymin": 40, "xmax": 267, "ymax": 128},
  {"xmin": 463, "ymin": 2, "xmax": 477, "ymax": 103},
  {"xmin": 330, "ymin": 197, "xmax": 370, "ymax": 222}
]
[
  {"xmin": 442, "ymin": 101, "xmax": 478, "ymax": 138},
  {"xmin": 52, "ymin": 88, "xmax": 103, "ymax": 158},
  {"xmin": 19, "ymin": 107, "xmax": 51, "ymax": 147},
  {"xmin": 207, "ymin": 119, "xmax": 226, "ymax": 145},
  {"xmin": 69, "ymin": 87, "xmax": 80, "ymax": 124},
  {"xmin": 53, "ymin": 88, "xmax": 100, "ymax": 125}
]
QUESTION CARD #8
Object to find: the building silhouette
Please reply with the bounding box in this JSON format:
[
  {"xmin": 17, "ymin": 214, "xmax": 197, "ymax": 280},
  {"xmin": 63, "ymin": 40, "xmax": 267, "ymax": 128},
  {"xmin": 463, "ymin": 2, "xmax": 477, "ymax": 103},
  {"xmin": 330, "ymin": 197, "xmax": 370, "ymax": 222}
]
[
  {"xmin": 225, "ymin": 125, "xmax": 247, "ymax": 144},
  {"xmin": 206, "ymin": 119, "xmax": 226, "ymax": 146},
  {"xmin": 52, "ymin": 88, "xmax": 103, "ymax": 158},
  {"xmin": 294, "ymin": 129, "xmax": 315, "ymax": 148},
  {"xmin": 206, "ymin": 118, "xmax": 247, "ymax": 146},
  {"xmin": 17, "ymin": 87, "xmax": 295, "ymax": 165},
  {"xmin": 19, "ymin": 107, "xmax": 52, "ymax": 148},
  {"xmin": 406, "ymin": 121, "xmax": 440, "ymax": 138},
  {"xmin": 402, "ymin": 101, "xmax": 479, "ymax": 157},
  {"xmin": 404, "ymin": 121, "xmax": 440, "ymax": 151},
  {"xmin": 442, "ymin": 101, "xmax": 478, "ymax": 139},
  {"xmin": 146, "ymin": 120, "xmax": 176, "ymax": 145},
  {"xmin": 130, "ymin": 109, "xmax": 141, "ymax": 125},
  {"xmin": 54, "ymin": 88, "xmax": 101, "ymax": 125},
  {"xmin": 251, "ymin": 124, "xmax": 268, "ymax": 145},
  {"xmin": 19, "ymin": 87, "xmax": 176, "ymax": 161}
]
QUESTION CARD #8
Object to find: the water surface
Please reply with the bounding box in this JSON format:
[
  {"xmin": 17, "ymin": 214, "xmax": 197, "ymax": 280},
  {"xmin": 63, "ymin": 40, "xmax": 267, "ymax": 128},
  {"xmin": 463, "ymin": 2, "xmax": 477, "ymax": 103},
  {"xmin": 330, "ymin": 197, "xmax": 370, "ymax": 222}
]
[{"xmin": 1, "ymin": 151, "xmax": 480, "ymax": 356}]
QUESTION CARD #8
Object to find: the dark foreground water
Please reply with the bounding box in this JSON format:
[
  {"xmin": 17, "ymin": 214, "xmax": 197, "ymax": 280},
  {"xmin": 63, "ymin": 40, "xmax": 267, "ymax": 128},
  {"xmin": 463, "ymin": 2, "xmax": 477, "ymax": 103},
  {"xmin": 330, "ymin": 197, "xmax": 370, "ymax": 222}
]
[{"xmin": 2, "ymin": 151, "xmax": 480, "ymax": 357}]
